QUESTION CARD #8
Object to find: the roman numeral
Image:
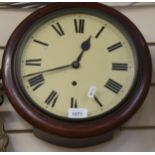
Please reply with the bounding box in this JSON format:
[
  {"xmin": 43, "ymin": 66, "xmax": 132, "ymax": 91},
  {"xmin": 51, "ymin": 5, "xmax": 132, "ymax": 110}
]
[
  {"xmin": 33, "ymin": 39, "xmax": 48, "ymax": 46},
  {"xmin": 51, "ymin": 23, "xmax": 65, "ymax": 36},
  {"xmin": 95, "ymin": 26, "xmax": 105, "ymax": 38},
  {"xmin": 25, "ymin": 59, "xmax": 41, "ymax": 66},
  {"xmin": 112, "ymin": 63, "xmax": 128, "ymax": 71},
  {"xmin": 94, "ymin": 96, "xmax": 103, "ymax": 107},
  {"xmin": 28, "ymin": 74, "xmax": 44, "ymax": 91},
  {"xmin": 105, "ymin": 79, "xmax": 122, "ymax": 94},
  {"xmin": 107, "ymin": 42, "xmax": 123, "ymax": 52},
  {"xmin": 45, "ymin": 90, "xmax": 59, "ymax": 107},
  {"xmin": 70, "ymin": 97, "xmax": 78, "ymax": 108},
  {"xmin": 74, "ymin": 19, "xmax": 85, "ymax": 33}
]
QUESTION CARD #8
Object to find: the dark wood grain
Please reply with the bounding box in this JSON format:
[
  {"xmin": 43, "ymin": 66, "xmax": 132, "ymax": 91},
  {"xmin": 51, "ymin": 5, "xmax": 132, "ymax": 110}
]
[
  {"xmin": 2, "ymin": 3, "xmax": 152, "ymax": 147},
  {"xmin": 34, "ymin": 128, "xmax": 114, "ymax": 148}
]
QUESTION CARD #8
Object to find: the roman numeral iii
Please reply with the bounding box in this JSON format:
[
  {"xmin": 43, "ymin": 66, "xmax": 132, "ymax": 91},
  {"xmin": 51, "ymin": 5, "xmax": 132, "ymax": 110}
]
[
  {"xmin": 112, "ymin": 63, "xmax": 128, "ymax": 71},
  {"xmin": 74, "ymin": 19, "xmax": 85, "ymax": 33},
  {"xmin": 70, "ymin": 97, "xmax": 78, "ymax": 108},
  {"xmin": 28, "ymin": 74, "xmax": 44, "ymax": 91},
  {"xmin": 51, "ymin": 23, "xmax": 65, "ymax": 36},
  {"xmin": 105, "ymin": 79, "xmax": 122, "ymax": 94},
  {"xmin": 45, "ymin": 90, "xmax": 59, "ymax": 107}
]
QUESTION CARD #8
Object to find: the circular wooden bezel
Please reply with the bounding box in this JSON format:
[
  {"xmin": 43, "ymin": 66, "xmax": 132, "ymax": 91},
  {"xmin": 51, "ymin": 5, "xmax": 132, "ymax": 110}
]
[{"xmin": 2, "ymin": 3, "xmax": 152, "ymax": 139}]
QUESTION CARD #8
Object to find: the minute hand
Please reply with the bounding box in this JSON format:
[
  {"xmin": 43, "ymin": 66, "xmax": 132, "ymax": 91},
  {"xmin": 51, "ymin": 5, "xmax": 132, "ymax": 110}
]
[
  {"xmin": 23, "ymin": 64, "xmax": 72, "ymax": 78},
  {"xmin": 76, "ymin": 36, "xmax": 91, "ymax": 63}
]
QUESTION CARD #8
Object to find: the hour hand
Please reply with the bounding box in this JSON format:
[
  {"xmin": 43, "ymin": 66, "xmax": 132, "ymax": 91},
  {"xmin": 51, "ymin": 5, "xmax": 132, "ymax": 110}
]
[
  {"xmin": 81, "ymin": 36, "xmax": 91, "ymax": 51},
  {"xmin": 75, "ymin": 36, "xmax": 91, "ymax": 63}
]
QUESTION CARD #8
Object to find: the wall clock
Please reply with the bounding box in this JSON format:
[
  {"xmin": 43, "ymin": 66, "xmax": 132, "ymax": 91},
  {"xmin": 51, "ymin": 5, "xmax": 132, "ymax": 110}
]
[{"xmin": 2, "ymin": 3, "xmax": 152, "ymax": 147}]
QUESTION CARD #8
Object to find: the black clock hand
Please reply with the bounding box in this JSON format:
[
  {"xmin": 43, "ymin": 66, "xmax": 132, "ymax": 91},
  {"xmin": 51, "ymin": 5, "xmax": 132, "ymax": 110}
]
[
  {"xmin": 23, "ymin": 64, "xmax": 73, "ymax": 78},
  {"xmin": 75, "ymin": 36, "xmax": 91, "ymax": 63}
]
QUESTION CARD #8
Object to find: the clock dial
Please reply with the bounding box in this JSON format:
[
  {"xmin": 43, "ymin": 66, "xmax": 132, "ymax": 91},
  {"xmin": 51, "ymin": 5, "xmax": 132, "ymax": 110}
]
[{"xmin": 15, "ymin": 12, "xmax": 138, "ymax": 120}]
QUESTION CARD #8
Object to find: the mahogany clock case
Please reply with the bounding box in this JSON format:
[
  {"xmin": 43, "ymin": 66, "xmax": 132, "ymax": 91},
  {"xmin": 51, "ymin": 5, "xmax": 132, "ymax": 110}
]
[{"xmin": 2, "ymin": 3, "xmax": 152, "ymax": 147}]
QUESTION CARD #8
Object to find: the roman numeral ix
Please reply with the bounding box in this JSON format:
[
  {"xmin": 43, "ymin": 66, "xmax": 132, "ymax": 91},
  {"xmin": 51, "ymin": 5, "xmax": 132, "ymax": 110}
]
[
  {"xmin": 70, "ymin": 97, "xmax": 78, "ymax": 108},
  {"xmin": 74, "ymin": 19, "xmax": 85, "ymax": 33},
  {"xmin": 51, "ymin": 23, "xmax": 65, "ymax": 36},
  {"xmin": 45, "ymin": 90, "xmax": 59, "ymax": 107},
  {"xmin": 28, "ymin": 74, "xmax": 44, "ymax": 91},
  {"xmin": 25, "ymin": 59, "xmax": 42, "ymax": 66},
  {"xmin": 105, "ymin": 79, "xmax": 122, "ymax": 94}
]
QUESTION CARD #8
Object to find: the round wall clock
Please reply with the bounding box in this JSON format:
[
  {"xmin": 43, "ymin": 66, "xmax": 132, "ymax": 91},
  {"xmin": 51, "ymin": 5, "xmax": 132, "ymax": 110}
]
[{"xmin": 2, "ymin": 3, "xmax": 152, "ymax": 147}]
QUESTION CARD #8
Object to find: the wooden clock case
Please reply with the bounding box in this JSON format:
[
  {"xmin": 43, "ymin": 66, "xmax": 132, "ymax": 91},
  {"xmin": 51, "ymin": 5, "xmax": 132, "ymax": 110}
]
[{"xmin": 1, "ymin": 3, "xmax": 152, "ymax": 147}]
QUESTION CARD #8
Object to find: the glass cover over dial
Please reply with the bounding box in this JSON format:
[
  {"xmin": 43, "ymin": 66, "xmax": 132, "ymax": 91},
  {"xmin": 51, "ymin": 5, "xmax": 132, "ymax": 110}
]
[{"xmin": 15, "ymin": 10, "xmax": 138, "ymax": 120}]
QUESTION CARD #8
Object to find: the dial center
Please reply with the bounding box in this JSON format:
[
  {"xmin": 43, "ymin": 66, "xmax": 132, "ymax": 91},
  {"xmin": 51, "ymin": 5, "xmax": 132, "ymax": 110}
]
[{"xmin": 72, "ymin": 61, "xmax": 80, "ymax": 69}]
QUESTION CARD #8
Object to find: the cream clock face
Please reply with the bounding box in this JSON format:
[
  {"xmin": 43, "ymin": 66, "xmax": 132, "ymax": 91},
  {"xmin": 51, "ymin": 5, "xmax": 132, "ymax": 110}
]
[{"xmin": 15, "ymin": 11, "xmax": 138, "ymax": 120}]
